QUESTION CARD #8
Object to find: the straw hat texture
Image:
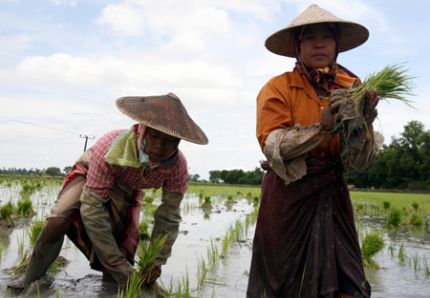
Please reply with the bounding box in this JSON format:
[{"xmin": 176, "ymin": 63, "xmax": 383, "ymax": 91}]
[
  {"xmin": 265, "ymin": 4, "xmax": 369, "ymax": 57},
  {"xmin": 116, "ymin": 93, "xmax": 208, "ymax": 145}
]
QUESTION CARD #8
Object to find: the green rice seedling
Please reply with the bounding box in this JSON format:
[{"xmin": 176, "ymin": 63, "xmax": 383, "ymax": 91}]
[
  {"xmin": 388, "ymin": 243, "xmax": 394, "ymax": 257},
  {"xmin": 144, "ymin": 195, "xmax": 154, "ymax": 205},
  {"xmin": 361, "ymin": 231, "xmax": 385, "ymax": 268},
  {"xmin": 206, "ymin": 239, "xmax": 219, "ymax": 271},
  {"xmin": 139, "ymin": 220, "xmax": 150, "ymax": 240},
  {"xmin": 117, "ymin": 271, "xmax": 142, "ymax": 298},
  {"xmin": 412, "ymin": 253, "xmax": 419, "ymax": 272},
  {"xmin": 17, "ymin": 196, "xmax": 36, "ymax": 217},
  {"xmin": 200, "ymin": 196, "xmax": 212, "ymax": 212},
  {"xmin": 136, "ymin": 235, "xmax": 168, "ymax": 282},
  {"xmin": 0, "ymin": 243, "xmax": 3, "ymax": 264},
  {"xmin": 13, "ymin": 250, "xmax": 30, "ymax": 273},
  {"xmin": 197, "ymin": 257, "xmax": 208, "ymax": 291},
  {"xmin": 17, "ymin": 232, "xmax": 25, "ymax": 257},
  {"xmin": 411, "ymin": 202, "xmax": 419, "ymax": 212},
  {"xmin": 20, "ymin": 182, "xmax": 37, "ymax": 197},
  {"xmin": 409, "ymin": 213, "xmax": 424, "ymax": 227},
  {"xmin": 424, "ymin": 257, "xmax": 430, "ymax": 278},
  {"xmin": 180, "ymin": 273, "xmax": 193, "ymax": 298},
  {"xmin": 253, "ymin": 195, "xmax": 259, "ymax": 206},
  {"xmin": 225, "ymin": 194, "xmax": 236, "ymax": 206},
  {"xmin": 398, "ymin": 242, "xmax": 406, "ymax": 263},
  {"xmin": 386, "ymin": 208, "xmax": 402, "ymax": 228},
  {"xmin": 28, "ymin": 219, "xmax": 45, "ymax": 246},
  {"xmin": 383, "ymin": 201, "xmax": 390, "ymax": 210},
  {"xmin": 351, "ymin": 64, "xmax": 414, "ymax": 113},
  {"xmin": 221, "ymin": 231, "xmax": 230, "ymax": 258},
  {"xmin": 198, "ymin": 190, "xmax": 205, "ymax": 201},
  {"xmin": 0, "ymin": 201, "xmax": 15, "ymax": 225}
]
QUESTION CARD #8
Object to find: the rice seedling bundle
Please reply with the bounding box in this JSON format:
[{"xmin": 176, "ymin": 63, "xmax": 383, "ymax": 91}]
[
  {"xmin": 336, "ymin": 64, "xmax": 414, "ymax": 171},
  {"xmin": 135, "ymin": 235, "xmax": 168, "ymax": 283},
  {"xmin": 361, "ymin": 231, "xmax": 385, "ymax": 268}
]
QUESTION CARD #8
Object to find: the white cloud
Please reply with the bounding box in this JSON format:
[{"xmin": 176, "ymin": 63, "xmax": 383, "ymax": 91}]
[{"xmin": 97, "ymin": 3, "xmax": 145, "ymax": 36}]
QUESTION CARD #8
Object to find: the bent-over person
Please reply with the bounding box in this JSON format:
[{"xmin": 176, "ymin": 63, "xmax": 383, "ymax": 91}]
[{"xmin": 8, "ymin": 93, "xmax": 208, "ymax": 293}]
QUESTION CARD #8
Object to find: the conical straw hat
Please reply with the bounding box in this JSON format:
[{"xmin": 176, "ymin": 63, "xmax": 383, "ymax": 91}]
[
  {"xmin": 116, "ymin": 93, "xmax": 208, "ymax": 145},
  {"xmin": 265, "ymin": 4, "xmax": 369, "ymax": 57}
]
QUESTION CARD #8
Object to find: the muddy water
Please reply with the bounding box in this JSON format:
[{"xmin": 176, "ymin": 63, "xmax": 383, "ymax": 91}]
[{"xmin": 1, "ymin": 184, "xmax": 430, "ymax": 297}]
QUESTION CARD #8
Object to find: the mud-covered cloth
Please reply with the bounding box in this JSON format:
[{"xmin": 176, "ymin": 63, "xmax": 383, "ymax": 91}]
[{"xmin": 247, "ymin": 159, "xmax": 370, "ymax": 298}]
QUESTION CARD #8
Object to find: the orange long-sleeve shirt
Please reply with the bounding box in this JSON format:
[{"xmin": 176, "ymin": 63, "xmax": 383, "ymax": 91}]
[{"xmin": 256, "ymin": 69, "xmax": 340, "ymax": 160}]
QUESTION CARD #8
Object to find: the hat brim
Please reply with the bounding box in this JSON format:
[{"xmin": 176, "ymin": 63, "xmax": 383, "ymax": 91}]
[
  {"xmin": 116, "ymin": 94, "xmax": 209, "ymax": 145},
  {"xmin": 265, "ymin": 20, "xmax": 369, "ymax": 58}
]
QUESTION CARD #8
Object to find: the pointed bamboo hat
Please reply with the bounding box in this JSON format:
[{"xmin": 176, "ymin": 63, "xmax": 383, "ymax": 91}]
[
  {"xmin": 265, "ymin": 4, "xmax": 369, "ymax": 57},
  {"xmin": 116, "ymin": 93, "xmax": 208, "ymax": 145}
]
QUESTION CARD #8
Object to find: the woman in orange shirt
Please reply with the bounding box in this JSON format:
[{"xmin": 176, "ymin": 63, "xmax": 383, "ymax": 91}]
[{"xmin": 247, "ymin": 5, "xmax": 379, "ymax": 298}]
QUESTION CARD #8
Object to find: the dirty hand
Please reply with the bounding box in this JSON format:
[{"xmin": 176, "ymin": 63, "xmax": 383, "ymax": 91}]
[
  {"xmin": 141, "ymin": 265, "xmax": 161, "ymax": 287},
  {"xmin": 363, "ymin": 90, "xmax": 379, "ymax": 123},
  {"xmin": 320, "ymin": 99, "xmax": 346, "ymax": 132}
]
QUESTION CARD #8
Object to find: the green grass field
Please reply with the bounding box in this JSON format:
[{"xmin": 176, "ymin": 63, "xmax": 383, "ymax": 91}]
[
  {"xmin": 187, "ymin": 183, "xmax": 430, "ymax": 217},
  {"xmin": 351, "ymin": 191, "xmax": 430, "ymax": 216}
]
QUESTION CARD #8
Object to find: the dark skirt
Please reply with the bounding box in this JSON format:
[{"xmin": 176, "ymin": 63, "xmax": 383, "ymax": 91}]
[{"xmin": 247, "ymin": 159, "xmax": 370, "ymax": 298}]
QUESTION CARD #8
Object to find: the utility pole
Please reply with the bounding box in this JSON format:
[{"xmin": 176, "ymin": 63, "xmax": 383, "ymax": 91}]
[{"xmin": 80, "ymin": 134, "xmax": 95, "ymax": 152}]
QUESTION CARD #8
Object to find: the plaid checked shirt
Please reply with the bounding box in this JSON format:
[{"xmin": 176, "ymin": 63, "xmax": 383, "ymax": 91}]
[{"xmin": 85, "ymin": 129, "xmax": 188, "ymax": 200}]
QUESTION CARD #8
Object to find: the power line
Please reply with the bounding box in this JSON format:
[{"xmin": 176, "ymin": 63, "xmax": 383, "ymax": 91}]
[
  {"xmin": 0, "ymin": 114, "xmax": 97, "ymax": 150},
  {"xmin": 0, "ymin": 114, "xmax": 78, "ymax": 136}
]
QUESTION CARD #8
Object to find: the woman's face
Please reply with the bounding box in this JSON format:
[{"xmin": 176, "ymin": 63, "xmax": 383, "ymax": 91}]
[
  {"xmin": 299, "ymin": 24, "xmax": 337, "ymax": 68},
  {"xmin": 144, "ymin": 127, "xmax": 180, "ymax": 162}
]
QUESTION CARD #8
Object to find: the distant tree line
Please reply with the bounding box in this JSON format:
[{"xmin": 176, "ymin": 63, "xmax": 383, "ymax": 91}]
[
  {"xmin": 0, "ymin": 166, "xmax": 71, "ymax": 177},
  {"xmin": 208, "ymin": 167, "xmax": 264, "ymax": 185},
  {"xmin": 348, "ymin": 121, "xmax": 430, "ymax": 191}
]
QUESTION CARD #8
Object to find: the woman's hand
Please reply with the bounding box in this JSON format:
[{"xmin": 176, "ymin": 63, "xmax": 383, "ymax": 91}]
[
  {"xmin": 320, "ymin": 99, "xmax": 347, "ymax": 132},
  {"xmin": 363, "ymin": 90, "xmax": 379, "ymax": 123}
]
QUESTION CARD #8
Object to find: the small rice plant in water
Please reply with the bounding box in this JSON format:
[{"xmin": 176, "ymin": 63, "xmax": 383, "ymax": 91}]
[
  {"xmin": 0, "ymin": 201, "xmax": 15, "ymax": 225},
  {"xmin": 16, "ymin": 196, "xmax": 36, "ymax": 217},
  {"xmin": 382, "ymin": 201, "xmax": 390, "ymax": 210},
  {"xmin": 28, "ymin": 219, "xmax": 45, "ymax": 246},
  {"xmin": 411, "ymin": 202, "xmax": 419, "ymax": 212},
  {"xmin": 0, "ymin": 243, "xmax": 3, "ymax": 264},
  {"xmin": 424, "ymin": 257, "xmax": 430, "ymax": 278},
  {"xmin": 225, "ymin": 194, "xmax": 236, "ymax": 206},
  {"xmin": 144, "ymin": 195, "xmax": 154, "ymax": 205},
  {"xmin": 206, "ymin": 239, "xmax": 219, "ymax": 271},
  {"xmin": 412, "ymin": 253, "xmax": 419, "ymax": 272},
  {"xmin": 398, "ymin": 242, "xmax": 406, "ymax": 263},
  {"xmin": 200, "ymin": 196, "xmax": 212, "ymax": 211},
  {"xmin": 361, "ymin": 231, "xmax": 385, "ymax": 269},
  {"xmin": 14, "ymin": 219, "xmax": 46, "ymax": 273},
  {"xmin": 252, "ymin": 195, "xmax": 259, "ymax": 206},
  {"xmin": 388, "ymin": 243, "xmax": 395, "ymax": 257},
  {"xmin": 117, "ymin": 272, "xmax": 143, "ymax": 298},
  {"xmin": 139, "ymin": 220, "xmax": 151, "ymax": 240},
  {"xmin": 197, "ymin": 258, "xmax": 208, "ymax": 291},
  {"xmin": 409, "ymin": 213, "xmax": 424, "ymax": 227},
  {"xmin": 386, "ymin": 208, "xmax": 402, "ymax": 228}
]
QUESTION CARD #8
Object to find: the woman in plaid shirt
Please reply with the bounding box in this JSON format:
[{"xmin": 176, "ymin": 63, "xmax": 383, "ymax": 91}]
[{"xmin": 8, "ymin": 93, "xmax": 208, "ymax": 293}]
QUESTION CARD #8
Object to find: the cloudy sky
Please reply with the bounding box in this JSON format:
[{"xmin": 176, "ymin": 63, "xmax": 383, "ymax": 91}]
[{"xmin": 0, "ymin": 0, "xmax": 428, "ymax": 179}]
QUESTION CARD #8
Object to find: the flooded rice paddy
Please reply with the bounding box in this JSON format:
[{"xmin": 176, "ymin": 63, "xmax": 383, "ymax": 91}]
[{"xmin": 0, "ymin": 179, "xmax": 429, "ymax": 297}]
